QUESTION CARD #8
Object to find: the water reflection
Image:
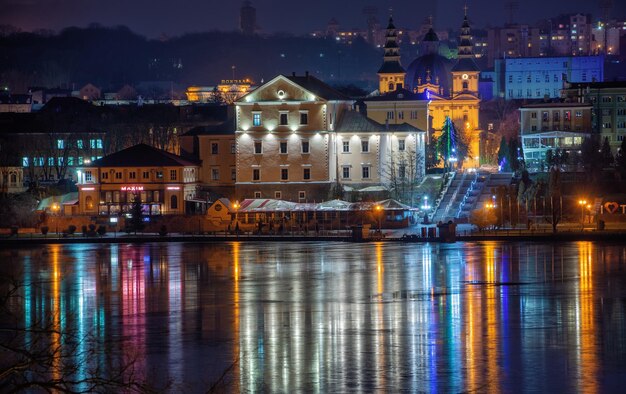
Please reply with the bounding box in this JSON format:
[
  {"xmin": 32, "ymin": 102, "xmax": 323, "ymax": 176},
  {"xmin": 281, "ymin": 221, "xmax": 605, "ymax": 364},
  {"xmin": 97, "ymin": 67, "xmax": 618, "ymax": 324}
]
[{"xmin": 1, "ymin": 241, "xmax": 626, "ymax": 392}]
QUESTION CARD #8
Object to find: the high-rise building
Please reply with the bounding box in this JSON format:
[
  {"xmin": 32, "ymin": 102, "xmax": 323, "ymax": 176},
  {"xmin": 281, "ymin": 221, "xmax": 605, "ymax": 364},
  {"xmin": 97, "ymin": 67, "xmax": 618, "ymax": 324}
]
[{"xmin": 240, "ymin": 1, "xmax": 256, "ymax": 35}]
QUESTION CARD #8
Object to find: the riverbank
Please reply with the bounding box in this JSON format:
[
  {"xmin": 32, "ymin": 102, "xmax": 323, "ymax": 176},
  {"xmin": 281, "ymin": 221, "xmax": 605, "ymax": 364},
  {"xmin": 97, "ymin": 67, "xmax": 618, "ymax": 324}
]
[{"xmin": 2, "ymin": 228, "xmax": 626, "ymax": 246}]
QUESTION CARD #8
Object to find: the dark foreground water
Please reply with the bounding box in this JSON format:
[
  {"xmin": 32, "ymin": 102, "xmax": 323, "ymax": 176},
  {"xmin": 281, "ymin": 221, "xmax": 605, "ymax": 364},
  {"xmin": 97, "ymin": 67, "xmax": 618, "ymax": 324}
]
[{"xmin": 1, "ymin": 241, "xmax": 626, "ymax": 392}]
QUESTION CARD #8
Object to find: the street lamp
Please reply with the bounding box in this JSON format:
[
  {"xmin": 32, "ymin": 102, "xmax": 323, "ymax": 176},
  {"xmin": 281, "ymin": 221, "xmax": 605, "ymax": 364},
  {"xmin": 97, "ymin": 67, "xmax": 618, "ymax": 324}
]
[
  {"xmin": 374, "ymin": 204, "xmax": 382, "ymax": 233},
  {"xmin": 232, "ymin": 200, "xmax": 240, "ymax": 235},
  {"xmin": 421, "ymin": 196, "xmax": 431, "ymax": 224},
  {"xmin": 578, "ymin": 199, "xmax": 587, "ymax": 226},
  {"xmin": 51, "ymin": 202, "xmax": 60, "ymax": 235}
]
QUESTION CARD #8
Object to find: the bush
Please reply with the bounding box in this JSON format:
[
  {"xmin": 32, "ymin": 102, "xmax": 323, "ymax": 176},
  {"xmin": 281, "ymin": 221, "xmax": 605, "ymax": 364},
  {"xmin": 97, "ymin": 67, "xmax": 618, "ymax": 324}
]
[
  {"xmin": 158, "ymin": 225, "xmax": 168, "ymax": 237},
  {"xmin": 97, "ymin": 225, "xmax": 107, "ymax": 236},
  {"xmin": 67, "ymin": 225, "xmax": 77, "ymax": 235},
  {"xmin": 41, "ymin": 226, "xmax": 49, "ymax": 235}
]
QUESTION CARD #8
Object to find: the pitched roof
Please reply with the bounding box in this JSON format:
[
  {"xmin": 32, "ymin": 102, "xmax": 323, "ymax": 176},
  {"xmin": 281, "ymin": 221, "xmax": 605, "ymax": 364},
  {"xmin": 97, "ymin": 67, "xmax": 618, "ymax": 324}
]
[
  {"xmin": 89, "ymin": 144, "xmax": 200, "ymax": 167},
  {"xmin": 377, "ymin": 62, "xmax": 406, "ymax": 74},
  {"xmin": 335, "ymin": 111, "xmax": 423, "ymax": 133},
  {"xmin": 285, "ymin": 75, "xmax": 350, "ymax": 101},
  {"xmin": 451, "ymin": 57, "xmax": 481, "ymax": 72}
]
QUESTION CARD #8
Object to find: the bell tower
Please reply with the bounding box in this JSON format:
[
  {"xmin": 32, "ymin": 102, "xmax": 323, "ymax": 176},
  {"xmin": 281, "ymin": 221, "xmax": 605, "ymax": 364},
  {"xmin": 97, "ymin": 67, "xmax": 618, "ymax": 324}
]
[
  {"xmin": 377, "ymin": 16, "xmax": 406, "ymax": 94},
  {"xmin": 451, "ymin": 5, "xmax": 480, "ymax": 95}
]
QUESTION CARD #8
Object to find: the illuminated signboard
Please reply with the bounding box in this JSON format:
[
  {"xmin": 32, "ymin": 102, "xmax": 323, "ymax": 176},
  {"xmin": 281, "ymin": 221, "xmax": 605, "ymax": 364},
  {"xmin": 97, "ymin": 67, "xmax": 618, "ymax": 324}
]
[{"xmin": 121, "ymin": 186, "xmax": 144, "ymax": 192}]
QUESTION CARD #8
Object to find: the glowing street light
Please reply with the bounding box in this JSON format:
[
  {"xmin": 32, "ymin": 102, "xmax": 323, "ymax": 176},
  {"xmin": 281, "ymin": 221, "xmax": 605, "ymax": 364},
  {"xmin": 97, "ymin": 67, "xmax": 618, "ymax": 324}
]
[
  {"xmin": 374, "ymin": 204, "xmax": 383, "ymax": 233},
  {"xmin": 578, "ymin": 199, "xmax": 587, "ymax": 225}
]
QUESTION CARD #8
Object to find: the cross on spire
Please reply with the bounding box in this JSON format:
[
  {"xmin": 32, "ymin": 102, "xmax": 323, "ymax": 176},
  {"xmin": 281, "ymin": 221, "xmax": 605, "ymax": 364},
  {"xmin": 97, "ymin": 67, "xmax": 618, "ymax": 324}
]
[{"xmin": 463, "ymin": 2, "xmax": 469, "ymax": 17}]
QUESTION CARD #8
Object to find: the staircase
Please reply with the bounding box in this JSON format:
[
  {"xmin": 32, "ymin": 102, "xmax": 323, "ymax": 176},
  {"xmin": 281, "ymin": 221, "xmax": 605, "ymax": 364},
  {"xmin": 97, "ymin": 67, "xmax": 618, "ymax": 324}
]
[
  {"xmin": 432, "ymin": 172, "xmax": 474, "ymax": 223},
  {"xmin": 456, "ymin": 172, "xmax": 487, "ymax": 221}
]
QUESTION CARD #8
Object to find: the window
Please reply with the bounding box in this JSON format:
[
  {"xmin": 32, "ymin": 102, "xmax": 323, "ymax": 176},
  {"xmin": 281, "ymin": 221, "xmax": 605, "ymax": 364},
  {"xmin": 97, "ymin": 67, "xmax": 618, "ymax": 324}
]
[
  {"xmin": 90, "ymin": 139, "xmax": 103, "ymax": 149},
  {"xmin": 342, "ymin": 166, "xmax": 350, "ymax": 179},
  {"xmin": 531, "ymin": 112, "xmax": 537, "ymax": 119},
  {"xmin": 301, "ymin": 140, "xmax": 310, "ymax": 153},
  {"xmin": 386, "ymin": 111, "xmax": 394, "ymax": 120},
  {"xmin": 399, "ymin": 165, "xmax": 406, "ymax": 179},
  {"xmin": 565, "ymin": 111, "xmax": 571, "ymax": 121},
  {"xmin": 254, "ymin": 192, "xmax": 262, "ymax": 198},
  {"xmin": 361, "ymin": 140, "xmax": 369, "ymax": 152},
  {"xmin": 67, "ymin": 157, "xmax": 74, "ymax": 166},
  {"xmin": 102, "ymin": 172, "xmax": 109, "ymax": 180},
  {"xmin": 211, "ymin": 168, "xmax": 220, "ymax": 180},
  {"xmin": 410, "ymin": 111, "xmax": 418, "ymax": 119},
  {"xmin": 279, "ymin": 112, "xmax": 288, "ymax": 125},
  {"xmin": 531, "ymin": 125, "xmax": 537, "ymax": 131},
  {"xmin": 576, "ymin": 111, "xmax": 582, "ymax": 118},
  {"xmin": 57, "ymin": 140, "xmax": 64, "ymax": 149},
  {"xmin": 342, "ymin": 140, "xmax": 350, "ymax": 153},
  {"xmin": 398, "ymin": 111, "xmax": 404, "ymax": 120},
  {"xmin": 211, "ymin": 143, "xmax": 219, "ymax": 154},
  {"xmin": 143, "ymin": 171, "xmax": 149, "ymax": 179},
  {"xmin": 508, "ymin": 75, "xmax": 513, "ymax": 83},
  {"xmin": 275, "ymin": 191, "xmax": 282, "ymax": 199},
  {"xmin": 362, "ymin": 166, "xmax": 370, "ymax": 179},
  {"xmin": 526, "ymin": 89, "xmax": 532, "ymax": 98},
  {"xmin": 231, "ymin": 167, "xmax": 236, "ymax": 180},
  {"xmin": 553, "ymin": 112, "xmax": 560, "ymax": 122},
  {"xmin": 462, "ymin": 81, "xmax": 468, "ymax": 90},
  {"xmin": 129, "ymin": 171, "xmax": 136, "ymax": 179},
  {"xmin": 300, "ymin": 112, "xmax": 308, "ymax": 125},
  {"xmin": 303, "ymin": 168, "xmax": 311, "ymax": 180},
  {"xmin": 231, "ymin": 143, "xmax": 236, "ymax": 154},
  {"xmin": 253, "ymin": 168, "xmax": 260, "ymax": 181},
  {"xmin": 115, "ymin": 172, "xmax": 122, "ymax": 180},
  {"xmin": 398, "ymin": 139, "xmax": 405, "ymax": 151},
  {"xmin": 536, "ymin": 89, "xmax": 541, "ymax": 97},
  {"xmin": 542, "ymin": 111, "xmax": 549, "ymax": 122},
  {"xmin": 156, "ymin": 171, "xmax": 163, "ymax": 179},
  {"xmin": 85, "ymin": 171, "xmax": 92, "ymax": 182},
  {"xmin": 170, "ymin": 170, "xmax": 177, "ymax": 180},
  {"xmin": 22, "ymin": 157, "xmax": 29, "ymax": 166},
  {"xmin": 252, "ymin": 112, "xmax": 262, "ymax": 126},
  {"xmin": 281, "ymin": 168, "xmax": 288, "ymax": 180},
  {"xmin": 280, "ymin": 141, "xmax": 288, "ymax": 154},
  {"xmin": 77, "ymin": 140, "xmax": 84, "ymax": 149},
  {"xmin": 602, "ymin": 96, "xmax": 612, "ymax": 103},
  {"xmin": 254, "ymin": 141, "xmax": 262, "ymax": 154},
  {"xmin": 298, "ymin": 191, "xmax": 306, "ymax": 201},
  {"xmin": 170, "ymin": 195, "xmax": 178, "ymax": 210}
]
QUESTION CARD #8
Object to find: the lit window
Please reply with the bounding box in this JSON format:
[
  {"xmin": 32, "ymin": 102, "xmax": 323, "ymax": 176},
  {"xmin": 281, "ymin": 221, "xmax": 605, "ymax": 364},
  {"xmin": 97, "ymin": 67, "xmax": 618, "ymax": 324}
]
[
  {"xmin": 57, "ymin": 140, "xmax": 64, "ymax": 149},
  {"xmin": 253, "ymin": 112, "xmax": 262, "ymax": 126},
  {"xmin": 85, "ymin": 171, "xmax": 92, "ymax": 182}
]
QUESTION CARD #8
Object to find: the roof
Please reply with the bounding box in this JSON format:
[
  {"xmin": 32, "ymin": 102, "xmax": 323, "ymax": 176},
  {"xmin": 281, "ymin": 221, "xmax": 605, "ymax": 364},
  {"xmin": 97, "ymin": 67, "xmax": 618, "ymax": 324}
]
[
  {"xmin": 451, "ymin": 57, "xmax": 481, "ymax": 72},
  {"xmin": 364, "ymin": 88, "xmax": 427, "ymax": 102},
  {"xmin": 377, "ymin": 62, "xmax": 406, "ymax": 74},
  {"xmin": 285, "ymin": 75, "xmax": 350, "ymax": 101},
  {"xmin": 89, "ymin": 144, "xmax": 200, "ymax": 168},
  {"xmin": 182, "ymin": 118, "xmax": 236, "ymax": 136},
  {"xmin": 335, "ymin": 111, "xmax": 423, "ymax": 133},
  {"xmin": 423, "ymin": 28, "xmax": 439, "ymax": 42}
]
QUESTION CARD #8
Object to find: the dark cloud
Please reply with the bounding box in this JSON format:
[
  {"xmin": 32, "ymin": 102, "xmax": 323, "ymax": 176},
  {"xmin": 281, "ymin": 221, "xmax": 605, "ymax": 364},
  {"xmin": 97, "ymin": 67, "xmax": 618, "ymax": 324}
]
[{"xmin": 0, "ymin": 0, "xmax": 622, "ymax": 38}]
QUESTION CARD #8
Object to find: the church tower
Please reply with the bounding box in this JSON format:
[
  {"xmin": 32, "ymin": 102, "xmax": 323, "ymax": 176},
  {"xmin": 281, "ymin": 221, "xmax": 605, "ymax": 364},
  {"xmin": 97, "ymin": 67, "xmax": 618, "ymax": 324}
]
[
  {"xmin": 377, "ymin": 17, "xmax": 406, "ymax": 94},
  {"xmin": 451, "ymin": 6, "xmax": 480, "ymax": 96}
]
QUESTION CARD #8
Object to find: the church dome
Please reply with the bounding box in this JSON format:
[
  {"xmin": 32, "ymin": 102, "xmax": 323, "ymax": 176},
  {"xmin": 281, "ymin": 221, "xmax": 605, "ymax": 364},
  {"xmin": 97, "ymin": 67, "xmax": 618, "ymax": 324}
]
[{"xmin": 405, "ymin": 53, "xmax": 453, "ymax": 96}]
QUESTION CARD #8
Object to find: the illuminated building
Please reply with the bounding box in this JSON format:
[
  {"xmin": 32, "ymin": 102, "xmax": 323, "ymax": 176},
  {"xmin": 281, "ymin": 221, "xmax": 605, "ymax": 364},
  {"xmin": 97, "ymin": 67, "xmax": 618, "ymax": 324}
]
[
  {"xmin": 377, "ymin": 17, "xmax": 406, "ymax": 94},
  {"xmin": 519, "ymin": 102, "xmax": 592, "ymax": 172},
  {"xmin": 77, "ymin": 144, "xmax": 200, "ymax": 216},
  {"xmin": 185, "ymin": 79, "xmax": 256, "ymax": 104},
  {"xmin": 235, "ymin": 73, "xmax": 352, "ymax": 201}
]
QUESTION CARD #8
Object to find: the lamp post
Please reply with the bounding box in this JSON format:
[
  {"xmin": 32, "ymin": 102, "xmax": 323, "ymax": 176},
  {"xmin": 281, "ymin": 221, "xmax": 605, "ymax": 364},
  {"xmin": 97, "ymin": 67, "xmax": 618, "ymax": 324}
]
[
  {"xmin": 51, "ymin": 202, "xmax": 60, "ymax": 236},
  {"xmin": 578, "ymin": 199, "xmax": 587, "ymax": 227},
  {"xmin": 421, "ymin": 196, "xmax": 431, "ymax": 224},
  {"xmin": 374, "ymin": 204, "xmax": 382, "ymax": 233},
  {"xmin": 232, "ymin": 200, "xmax": 240, "ymax": 236}
]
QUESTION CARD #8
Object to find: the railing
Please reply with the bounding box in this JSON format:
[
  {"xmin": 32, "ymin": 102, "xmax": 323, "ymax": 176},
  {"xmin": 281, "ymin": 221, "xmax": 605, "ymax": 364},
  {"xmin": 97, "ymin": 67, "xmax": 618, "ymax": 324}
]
[
  {"xmin": 456, "ymin": 173, "xmax": 479, "ymax": 218},
  {"xmin": 430, "ymin": 172, "xmax": 455, "ymax": 222}
]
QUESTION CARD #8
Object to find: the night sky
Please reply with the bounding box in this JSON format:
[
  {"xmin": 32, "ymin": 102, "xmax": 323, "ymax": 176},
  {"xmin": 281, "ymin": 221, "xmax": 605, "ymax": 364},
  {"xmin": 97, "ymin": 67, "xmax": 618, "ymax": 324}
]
[{"xmin": 1, "ymin": 0, "xmax": 622, "ymax": 38}]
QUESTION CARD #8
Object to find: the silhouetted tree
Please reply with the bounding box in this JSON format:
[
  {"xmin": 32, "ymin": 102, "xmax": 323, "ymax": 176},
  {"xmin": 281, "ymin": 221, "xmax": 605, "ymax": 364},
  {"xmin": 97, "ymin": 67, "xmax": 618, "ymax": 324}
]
[{"xmin": 601, "ymin": 136, "xmax": 614, "ymax": 168}]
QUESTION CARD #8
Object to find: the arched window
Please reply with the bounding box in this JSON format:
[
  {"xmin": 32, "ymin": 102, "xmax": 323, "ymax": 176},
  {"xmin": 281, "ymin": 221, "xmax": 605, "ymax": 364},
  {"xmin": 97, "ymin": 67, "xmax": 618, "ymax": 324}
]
[
  {"xmin": 462, "ymin": 81, "xmax": 469, "ymax": 90},
  {"xmin": 170, "ymin": 195, "xmax": 178, "ymax": 210},
  {"xmin": 388, "ymin": 82, "xmax": 394, "ymax": 91},
  {"xmin": 85, "ymin": 195, "xmax": 94, "ymax": 209},
  {"xmin": 10, "ymin": 173, "xmax": 17, "ymax": 184}
]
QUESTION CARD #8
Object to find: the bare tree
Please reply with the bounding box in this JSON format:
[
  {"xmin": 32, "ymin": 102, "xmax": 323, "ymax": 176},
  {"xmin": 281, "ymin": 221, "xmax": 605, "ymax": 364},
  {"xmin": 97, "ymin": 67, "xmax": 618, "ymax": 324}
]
[{"xmin": 382, "ymin": 147, "xmax": 423, "ymax": 206}]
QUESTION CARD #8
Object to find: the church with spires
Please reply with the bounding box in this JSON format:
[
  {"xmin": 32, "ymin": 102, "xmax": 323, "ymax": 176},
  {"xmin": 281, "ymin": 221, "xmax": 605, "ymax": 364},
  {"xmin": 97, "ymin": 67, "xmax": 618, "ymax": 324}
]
[{"xmin": 372, "ymin": 8, "xmax": 482, "ymax": 168}]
